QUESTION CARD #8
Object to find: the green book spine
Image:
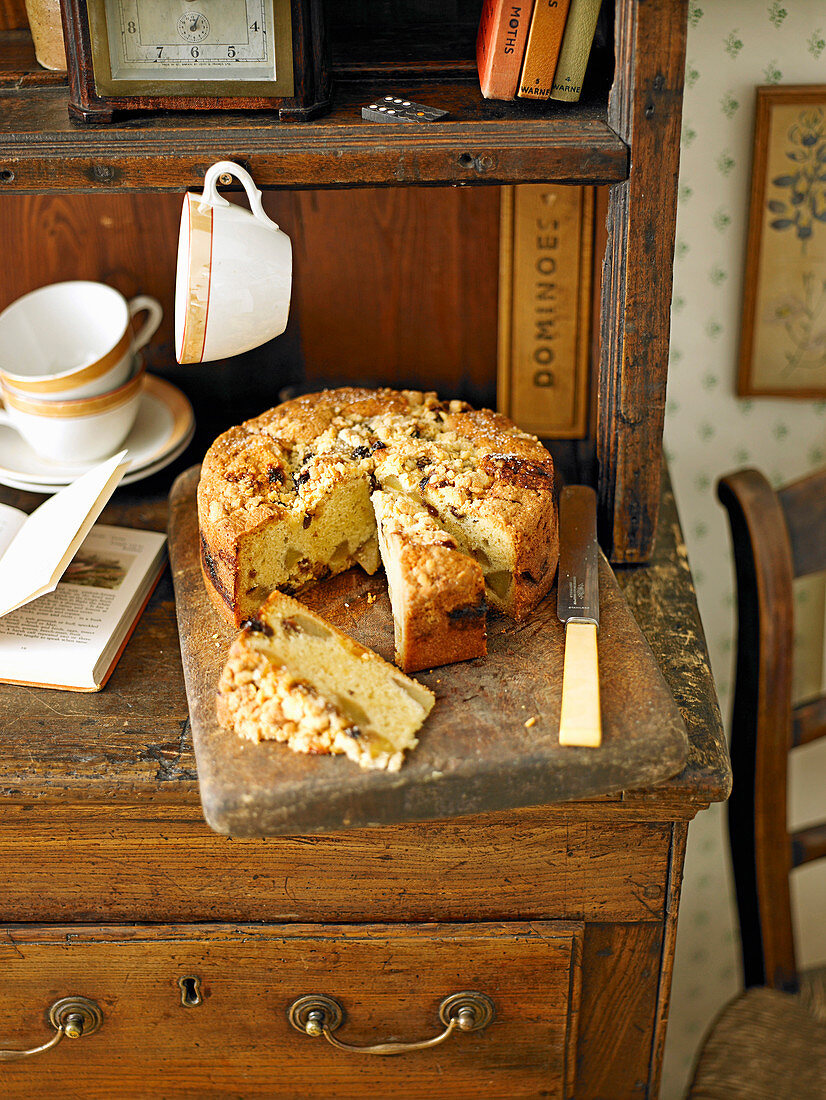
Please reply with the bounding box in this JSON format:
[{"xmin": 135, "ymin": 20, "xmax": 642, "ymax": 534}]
[{"xmin": 549, "ymin": 0, "xmax": 602, "ymax": 103}]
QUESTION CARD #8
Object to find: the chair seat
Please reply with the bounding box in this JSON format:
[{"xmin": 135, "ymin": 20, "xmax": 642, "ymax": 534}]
[{"xmin": 687, "ymin": 984, "xmax": 826, "ymax": 1099}]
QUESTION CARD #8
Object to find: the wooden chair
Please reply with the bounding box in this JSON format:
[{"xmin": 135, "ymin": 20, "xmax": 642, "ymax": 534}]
[{"xmin": 687, "ymin": 467, "xmax": 826, "ymax": 1099}]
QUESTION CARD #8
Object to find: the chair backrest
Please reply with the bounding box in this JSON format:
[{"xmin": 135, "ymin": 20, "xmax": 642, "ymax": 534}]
[{"xmin": 717, "ymin": 467, "xmax": 826, "ymax": 994}]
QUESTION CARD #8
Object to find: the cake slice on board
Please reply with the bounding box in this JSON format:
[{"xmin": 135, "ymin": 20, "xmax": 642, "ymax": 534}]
[{"xmin": 217, "ymin": 589, "xmax": 434, "ymax": 772}]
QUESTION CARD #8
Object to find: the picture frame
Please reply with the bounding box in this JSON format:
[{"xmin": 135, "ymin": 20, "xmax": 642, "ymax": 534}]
[{"xmin": 739, "ymin": 85, "xmax": 826, "ymax": 398}]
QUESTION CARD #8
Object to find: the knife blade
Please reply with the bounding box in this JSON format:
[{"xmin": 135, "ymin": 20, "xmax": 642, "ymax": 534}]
[{"xmin": 557, "ymin": 485, "xmax": 602, "ymax": 747}]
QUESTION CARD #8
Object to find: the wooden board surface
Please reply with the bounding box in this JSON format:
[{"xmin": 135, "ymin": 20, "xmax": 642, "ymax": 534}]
[{"xmin": 168, "ymin": 466, "xmax": 688, "ymax": 836}]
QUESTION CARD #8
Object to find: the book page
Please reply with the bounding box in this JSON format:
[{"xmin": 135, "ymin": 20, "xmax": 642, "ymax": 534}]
[
  {"xmin": 0, "ymin": 503, "xmax": 25, "ymax": 558},
  {"xmin": 0, "ymin": 451, "xmax": 129, "ymax": 618},
  {"xmin": 0, "ymin": 523, "xmax": 166, "ymax": 690}
]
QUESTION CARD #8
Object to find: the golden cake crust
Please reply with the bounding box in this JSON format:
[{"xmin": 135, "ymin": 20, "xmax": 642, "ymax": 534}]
[{"xmin": 198, "ymin": 387, "xmax": 558, "ymax": 628}]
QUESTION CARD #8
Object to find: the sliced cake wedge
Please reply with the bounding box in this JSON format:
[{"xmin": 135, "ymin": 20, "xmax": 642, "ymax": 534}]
[
  {"xmin": 216, "ymin": 590, "xmax": 434, "ymax": 772},
  {"xmin": 372, "ymin": 489, "xmax": 487, "ymax": 673}
]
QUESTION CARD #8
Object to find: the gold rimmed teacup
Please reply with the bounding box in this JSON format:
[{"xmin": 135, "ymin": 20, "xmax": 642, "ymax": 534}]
[
  {"xmin": 175, "ymin": 161, "xmax": 291, "ymax": 364},
  {"xmin": 0, "ymin": 363, "xmax": 146, "ymax": 464},
  {"xmin": 0, "ymin": 281, "xmax": 162, "ymax": 400}
]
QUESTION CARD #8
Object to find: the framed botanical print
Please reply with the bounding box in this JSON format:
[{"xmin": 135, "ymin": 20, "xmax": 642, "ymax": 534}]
[{"xmin": 739, "ymin": 85, "xmax": 826, "ymax": 397}]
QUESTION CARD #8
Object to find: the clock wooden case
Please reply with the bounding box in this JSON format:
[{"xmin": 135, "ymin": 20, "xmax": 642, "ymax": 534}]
[{"xmin": 60, "ymin": 0, "xmax": 331, "ymax": 122}]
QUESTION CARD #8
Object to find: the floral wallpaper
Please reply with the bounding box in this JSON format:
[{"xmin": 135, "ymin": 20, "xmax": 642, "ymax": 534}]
[{"xmin": 661, "ymin": 2, "xmax": 826, "ymax": 1097}]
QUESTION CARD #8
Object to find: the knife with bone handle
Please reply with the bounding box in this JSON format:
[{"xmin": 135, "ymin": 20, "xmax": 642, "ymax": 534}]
[{"xmin": 557, "ymin": 485, "xmax": 602, "ymax": 747}]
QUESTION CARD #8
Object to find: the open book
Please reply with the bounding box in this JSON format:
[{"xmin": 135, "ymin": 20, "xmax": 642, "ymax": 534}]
[{"xmin": 0, "ymin": 452, "xmax": 167, "ymax": 691}]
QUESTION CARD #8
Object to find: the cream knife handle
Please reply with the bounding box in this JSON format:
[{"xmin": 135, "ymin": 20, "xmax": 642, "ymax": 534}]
[{"xmin": 559, "ymin": 621, "xmax": 602, "ymax": 747}]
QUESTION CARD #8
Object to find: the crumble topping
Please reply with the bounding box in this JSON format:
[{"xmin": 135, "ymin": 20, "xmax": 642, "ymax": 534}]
[{"xmin": 203, "ymin": 388, "xmax": 551, "ymax": 526}]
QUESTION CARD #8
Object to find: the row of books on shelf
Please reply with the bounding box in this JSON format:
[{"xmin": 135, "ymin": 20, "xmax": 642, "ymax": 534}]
[{"xmin": 477, "ymin": 0, "xmax": 602, "ymax": 104}]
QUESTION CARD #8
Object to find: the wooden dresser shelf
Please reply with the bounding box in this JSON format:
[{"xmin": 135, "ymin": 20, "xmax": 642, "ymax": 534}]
[
  {"xmin": 0, "ymin": 79, "xmax": 627, "ymax": 194},
  {"xmin": 0, "ymin": 466, "xmax": 729, "ymax": 1098}
]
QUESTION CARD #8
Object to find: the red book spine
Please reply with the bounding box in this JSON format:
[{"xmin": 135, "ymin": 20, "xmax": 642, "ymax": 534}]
[{"xmin": 476, "ymin": 0, "xmax": 537, "ymax": 101}]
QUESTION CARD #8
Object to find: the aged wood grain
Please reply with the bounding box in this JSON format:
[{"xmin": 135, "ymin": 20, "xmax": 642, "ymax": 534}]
[
  {"xmin": 793, "ymin": 693, "xmax": 826, "ymax": 747},
  {"xmin": 575, "ymin": 921, "xmax": 664, "ymax": 1099},
  {"xmin": 0, "ymin": 1, "xmax": 26, "ymax": 31},
  {"xmin": 0, "ymin": 27, "xmax": 65, "ymax": 87},
  {"xmin": 169, "ymin": 466, "xmax": 688, "ymax": 836},
  {"xmin": 0, "ymin": 801, "xmax": 671, "ymax": 924},
  {"xmin": 778, "ymin": 466, "xmax": 826, "ymax": 578},
  {"xmin": 0, "ymin": 80, "xmax": 628, "ymax": 193},
  {"xmin": 598, "ymin": 0, "xmax": 688, "ymax": 563},
  {"xmin": 0, "ymin": 921, "xmax": 581, "ymax": 1099},
  {"xmin": 718, "ymin": 468, "xmax": 796, "ymax": 992},
  {"xmin": 649, "ymin": 821, "xmax": 689, "ymax": 1096},
  {"xmin": 292, "ymin": 187, "xmax": 500, "ymax": 407},
  {"xmin": 615, "ymin": 468, "xmax": 731, "ymax": 805},
  {"xmin": 791, "ymin": 824, "xmax": 826, "ymax": 867}
]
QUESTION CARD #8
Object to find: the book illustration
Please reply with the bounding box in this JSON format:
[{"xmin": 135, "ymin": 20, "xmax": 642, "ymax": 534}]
[
  {"xmin": 63, "ymin": 549, "xmax": 135, "ymax": 590},
  {"xmin": 477, "ymin": 0, "xmax": 537, "ymax": 101},
  {"xmin": 518, "ymin": 0, "xmax": 572, "ymax": 101}
]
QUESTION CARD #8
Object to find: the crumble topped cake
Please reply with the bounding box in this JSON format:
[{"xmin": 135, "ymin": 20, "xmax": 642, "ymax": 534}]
[
  {"xmin": 217, "ymin": 590, "xmax": 435, "ymax": 772},
  {"xmin": 200, "ymin": 387, "xmax": 558, "ymax": 617},
  {"xmin": 199, "ymin": 387, "xmax": 558, "ymax": 666}
]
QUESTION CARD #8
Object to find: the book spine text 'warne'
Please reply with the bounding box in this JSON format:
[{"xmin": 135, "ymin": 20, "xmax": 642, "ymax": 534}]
[
  {"xmin": 518, "ymin": 0, "xmax": 572, "ymax": 101},
  {"xmin": 476, "ymin": 0, "xmax": 536, "ymax": 101},
  {"xmin": 549, "ymin": 0, "xmax": 602, "ymax": 102}
]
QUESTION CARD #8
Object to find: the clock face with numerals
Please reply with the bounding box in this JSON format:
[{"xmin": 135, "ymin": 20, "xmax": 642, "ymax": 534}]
[{"xmin": 87, "ymin": 0, "xmax": 295, "ymax": 97}]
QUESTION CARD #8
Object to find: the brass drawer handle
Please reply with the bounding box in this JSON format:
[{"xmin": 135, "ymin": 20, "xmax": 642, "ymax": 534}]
[
  {"xmin": 0, "ymin": 997, "xmax": 102, "ymax": 1063},
  {"xmin": 288, "ymin": 991, "xmax": 494, "ymax": 1056}
]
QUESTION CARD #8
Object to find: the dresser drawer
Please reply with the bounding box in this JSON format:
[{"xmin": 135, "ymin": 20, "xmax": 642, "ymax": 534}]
[{"xmin": 1, "ymin": 921, "xmax": 582, "ymax": 1099}]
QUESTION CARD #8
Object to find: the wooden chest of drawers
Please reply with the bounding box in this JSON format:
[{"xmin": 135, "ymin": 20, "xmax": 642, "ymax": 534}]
[
  {"xmin": 0, "ymin": 476, "xmax": 729, "ymax": 1098},
  {"xmin": 2, "ymin": 921, "xmax": 582, "ymax": 1098}
]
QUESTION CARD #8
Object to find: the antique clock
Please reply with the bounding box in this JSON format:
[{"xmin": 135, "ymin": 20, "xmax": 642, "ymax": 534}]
[{"xmin": 61, "ymin": 0, "xmax": 330, "ymax": 121}]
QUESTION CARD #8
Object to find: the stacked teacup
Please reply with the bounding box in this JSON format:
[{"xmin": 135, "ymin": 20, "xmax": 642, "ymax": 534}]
[{"xmin": 0, "ymin": 282, "xmax": 162, "ymax": 464}]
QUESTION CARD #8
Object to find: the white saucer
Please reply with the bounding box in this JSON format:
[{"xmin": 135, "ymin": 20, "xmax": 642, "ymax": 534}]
[
  {"xmin": 0, "ymin": 422, "xmax": 196, "ymax": 493},
  {"xmin": 0, "ymin": 375, "xmax": 194, "ymax": 490}
]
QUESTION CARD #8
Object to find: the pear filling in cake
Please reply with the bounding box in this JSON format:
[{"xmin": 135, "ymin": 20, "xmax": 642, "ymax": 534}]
[
  {"xmin": 217, "ymin": 591, "xmax": 435, "ymax": 772},
  {"xmin": 234, "ymin": 473, "xmax": 378, "ymax": 624}
]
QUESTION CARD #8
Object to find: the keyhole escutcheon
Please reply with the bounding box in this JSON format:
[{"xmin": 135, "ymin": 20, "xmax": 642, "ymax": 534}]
[{"xmin": 178, "ymin": 975, "xmax": 203, "ymax": 1007}]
